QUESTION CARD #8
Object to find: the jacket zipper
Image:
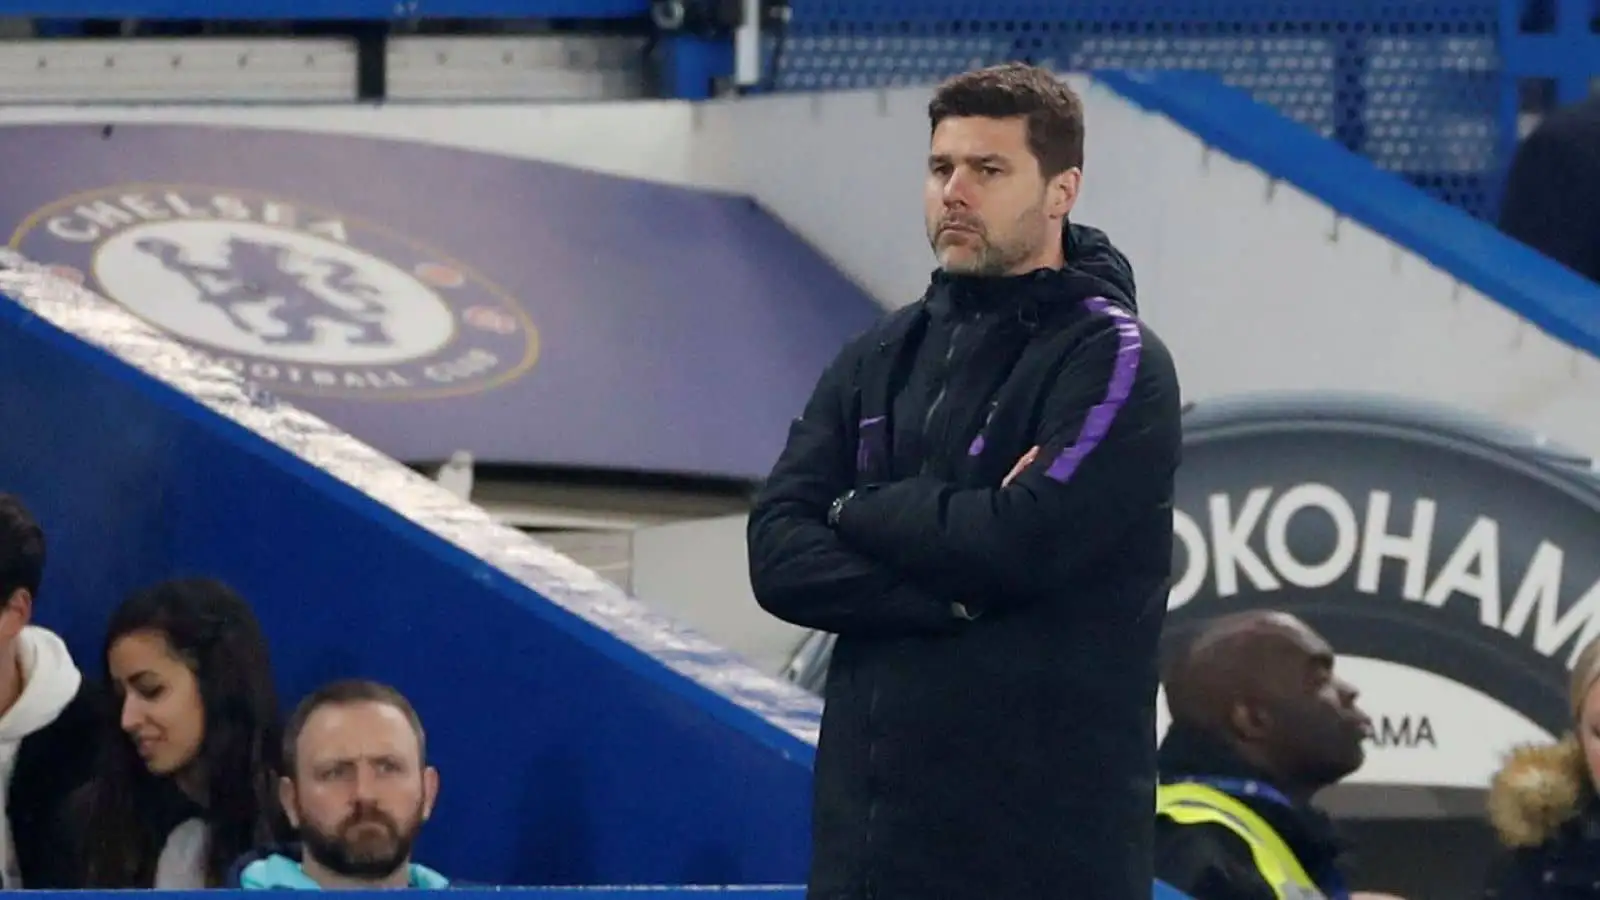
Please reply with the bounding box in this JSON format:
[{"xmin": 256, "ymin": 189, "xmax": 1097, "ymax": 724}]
[
  {"xmin": 865, "ymin": 315, "xmax": 965, "ymax": 893},
  {"xmin": 920, "ymin": 319, "xmax": 965, "ymax": 468},
  {"xmin": 864, "ymin": 678, "xmax": 882, "ymax": 899}
]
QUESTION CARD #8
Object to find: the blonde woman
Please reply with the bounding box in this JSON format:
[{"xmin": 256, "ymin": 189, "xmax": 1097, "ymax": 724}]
[{"xmin": 1485, "ymin": 637, "xmax": 1600, "ymax": 899}]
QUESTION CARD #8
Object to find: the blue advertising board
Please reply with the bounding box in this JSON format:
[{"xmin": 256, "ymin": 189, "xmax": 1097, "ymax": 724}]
[{"xmin": 0, "ymin": 123, "xmax": 883, "ymax": 480}]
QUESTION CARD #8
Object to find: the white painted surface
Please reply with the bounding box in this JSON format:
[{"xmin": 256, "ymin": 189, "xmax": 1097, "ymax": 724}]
[
  {"xmin": 0, "ymin": 101, "xmax": 710, "ymax": 189},
  {"xmin": 631, "ymin": 512, "xmax": 807, "ymax": 677}
]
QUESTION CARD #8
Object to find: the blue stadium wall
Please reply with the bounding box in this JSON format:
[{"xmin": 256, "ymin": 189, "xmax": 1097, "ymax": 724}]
[{"xmin": 0, "ymin": 261, "xmax": 819, "ymax": 889}]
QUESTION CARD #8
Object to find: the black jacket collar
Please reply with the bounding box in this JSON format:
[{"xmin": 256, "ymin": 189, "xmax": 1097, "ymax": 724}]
[
  {"xmin": 927, "ymin": 267, "xmax": 1061, "ymax": 320},
  {"xmin": 1546, "ymin": 796, "xmax": 1600, "ymax": 860},
  {"xmin": 921, "ymin": 222, "xmax": 1139, "ymax": 324}
]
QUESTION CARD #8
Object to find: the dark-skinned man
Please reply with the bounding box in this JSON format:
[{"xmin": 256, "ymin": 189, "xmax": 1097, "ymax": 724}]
[{"xmin": 1154, "ymin": 610, "xmax": 1387, "ymax": 900}]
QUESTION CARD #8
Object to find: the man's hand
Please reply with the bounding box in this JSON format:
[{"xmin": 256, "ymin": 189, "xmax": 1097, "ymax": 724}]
[{"xmin": 1003, "ymin": 446, "xmax": 1040, "ymax": 486}]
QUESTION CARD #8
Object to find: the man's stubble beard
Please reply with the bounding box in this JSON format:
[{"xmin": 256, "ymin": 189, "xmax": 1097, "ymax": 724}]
[
  {"xmin": 929, "ymin": 201, "xmax": 1050, "ymax": 277},
  {"xmin": 298, "ymin": 800, "xmax": 426, "ymax": 881}
]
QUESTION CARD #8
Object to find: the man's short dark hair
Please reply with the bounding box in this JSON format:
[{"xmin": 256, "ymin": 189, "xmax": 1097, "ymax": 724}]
[
  {"xmin": 0, "ymin": 494, "xmax": 45, "ymax": 605},
  {"xmin": 283, "ymin": 678, "xmax": 427, "ymax": 776},
  {"xmin": 928, "ymin": 62, "xmax": 1086, "ymax": 177}
]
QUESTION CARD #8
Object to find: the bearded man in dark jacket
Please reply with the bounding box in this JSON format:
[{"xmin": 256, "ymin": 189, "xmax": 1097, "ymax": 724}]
[{"xmin": 747, "ymin": 63, "xmax": 1184, "ymax": 900}]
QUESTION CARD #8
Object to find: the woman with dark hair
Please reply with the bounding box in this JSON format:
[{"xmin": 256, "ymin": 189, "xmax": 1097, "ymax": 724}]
[{"xmin": 70, "ymin": 577, "xmax": 287, "ymax": 888}]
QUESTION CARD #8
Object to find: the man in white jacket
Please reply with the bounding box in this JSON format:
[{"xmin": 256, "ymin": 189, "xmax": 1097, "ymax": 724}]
[{"xmin": 0, "ymin": 494, "xmax": 99, "ymax": 888}]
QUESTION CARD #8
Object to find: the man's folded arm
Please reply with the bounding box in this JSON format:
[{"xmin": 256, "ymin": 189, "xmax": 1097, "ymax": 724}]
[
  {"xmin": 747, "ymin": 347, "xmax": 964, "ymax": 637},
  {"xmin": 835, "ymin": 312, "xmax": 1181, "ymax": 609}
]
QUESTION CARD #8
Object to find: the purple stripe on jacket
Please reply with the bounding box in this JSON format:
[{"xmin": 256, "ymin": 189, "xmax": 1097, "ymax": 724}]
[{"xmin": 1044, "ymin": 297, "xmax": 1143, "ymax": 482}]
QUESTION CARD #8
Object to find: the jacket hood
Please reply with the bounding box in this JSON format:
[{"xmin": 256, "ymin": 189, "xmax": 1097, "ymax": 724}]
[
  {"xmin": 924, "ymin": 221, "xmax": 1138, "ymax": 322},
  {"xmin": 1064, "ymin": 222, "xmax": 1137, "ymax": 313},
  {"xmin": 0, "ymin": 626, "xmax": 83, "ymax": 742},
  {"xmin": 1488, "ymin": 737, "xmax": 1592, "ymax": 848}
]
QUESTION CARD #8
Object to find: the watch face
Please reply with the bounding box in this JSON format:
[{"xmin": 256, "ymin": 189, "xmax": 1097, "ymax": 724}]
[{"xmin": 828, "ymin": 492, "xmax": 850, "ymax": 527}]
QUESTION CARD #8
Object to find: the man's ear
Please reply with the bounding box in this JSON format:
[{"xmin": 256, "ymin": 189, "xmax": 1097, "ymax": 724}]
[
  {"xmin": 1229, "ymin": 700, "xmax": 1272, "ymax": 743},
  {"xmin": 279, "ymin": 776, "xmax": 300, "ymax": 828},
  {"xmin": 421, "ymin": 766, "xmax": 439, "ymax": 821},
  {"xmin": 1048, "ymin": 167, "xmax": 1082, "ymax": 221}
]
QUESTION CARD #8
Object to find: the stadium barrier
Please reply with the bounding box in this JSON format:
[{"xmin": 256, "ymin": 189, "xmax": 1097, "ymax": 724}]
[
  {"xmin": 771, "ymin": 0, "xmax": 1600, "ymax": 223},
  {"xmin": 1092, "ymin": 70, "xmax": 1600, "ymax": 359},
  {"xmin": 0, "ymin": 247, "xmax": 819, "ymax": 887}
]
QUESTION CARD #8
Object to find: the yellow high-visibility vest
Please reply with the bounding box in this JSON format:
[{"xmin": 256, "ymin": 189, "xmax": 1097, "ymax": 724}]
[{"xmin": 1156, "ymin": 782, "xmax": 1326, "ymax": 900}]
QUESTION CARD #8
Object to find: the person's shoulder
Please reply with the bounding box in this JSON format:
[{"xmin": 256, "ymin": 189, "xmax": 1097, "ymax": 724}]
[
  {"xmin": 226, "ymin": 845, "xmax": 311, "ymax": 890},
  {"xmin": 1093, "ymin": 302, "xmax": 1174, "ymax": 376},
  {"xmin": 1155, "ymin": 816, "xmax": 1257, "ymax": 866},
  {"xmin": 408, "ymin": 862, "xmax": 455, "ymax": 889},
  {"xmin": 53, "ymin": 678, "xmax": 105, "ymax": 739},
  {"xmin": 818, "ymin": 301, "xmax": 928, "ymax": 383},
  {"xmin": 14, "ymin": 679, "xmax": 102, "ymax": 798},
  {"xmin": 17, "ymin": 659, "xmax": 100, "ymax": 737},
  {"xmin": 855, "ymin": 300, "xmax": 926, "ymax": 348},
  {"xmin": 1511, "ymin": 97, "xmax": 1600, "ymax": 179},
  {"xmin": 222, "ymin": 847, "xmax": 268, "ymax": 889},
  {"xmin": 1528, "ymin": 95, "xmax": 1600, "ymax": 143},
  {"xmin": 1077, "ymin": 294, "xmax": 1171, "ymax": 357},
  {"xmin": 1154, "ymin": 818, "xmax": 1276, "ymax": 900},
  {"xmin": 1483, "ymin": 844, "xmax": 1553, "ymax": 900},
  {"xmin": 1036, "ymin": 274, "xmax": 1167, "ymax": 352},
  {"xmin": 1042, "ymin": 294, "xmax": 1178, "ymax": 400}
]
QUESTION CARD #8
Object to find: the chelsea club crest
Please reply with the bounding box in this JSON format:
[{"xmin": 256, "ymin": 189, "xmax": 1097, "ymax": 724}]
[{"xmin": 10, "ymin": 185, "xmax": 538, "ymax": 400}]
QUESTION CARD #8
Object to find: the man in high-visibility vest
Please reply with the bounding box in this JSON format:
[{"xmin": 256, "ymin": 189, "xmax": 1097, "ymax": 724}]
[{"xmin": 1151, "ymin": 611, "xmax": 1388, "ymax": 900}]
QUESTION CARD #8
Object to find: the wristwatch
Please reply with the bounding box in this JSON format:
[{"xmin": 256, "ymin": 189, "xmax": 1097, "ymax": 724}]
[{"xmin": 827, "ymin": 489, "xmax": 856, "ymax": 529}]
